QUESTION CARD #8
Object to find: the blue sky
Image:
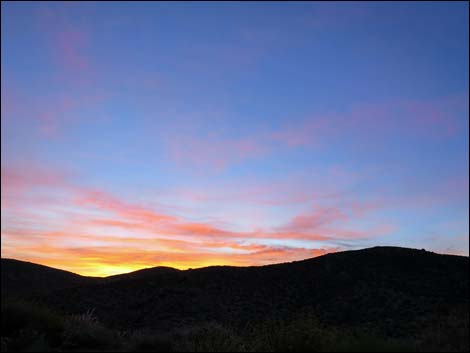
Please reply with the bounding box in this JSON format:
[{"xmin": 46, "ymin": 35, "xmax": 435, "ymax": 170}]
[{"xmin": 1, "ymin": 1, "xmax": 468, "ymax": 275}]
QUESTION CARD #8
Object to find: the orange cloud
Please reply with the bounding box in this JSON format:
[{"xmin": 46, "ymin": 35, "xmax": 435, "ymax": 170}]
[
  {"xmin": 77, "ymin": 190, "xmax": 177, "ymax": 224},
  {"xmin": 74, "ymin": 190, "xmax": 369, "ymax": 243},
  {"xmin": 1, "ymin": 239, "xmax": 340, "ymax": 277},
  {"xmin": 1, "ymin": 164, "xmax": 389, "ymax": 276}
]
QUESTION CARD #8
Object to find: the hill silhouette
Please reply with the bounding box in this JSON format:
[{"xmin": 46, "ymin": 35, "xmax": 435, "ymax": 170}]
[
  {"xmin": 1, "ymin": 258, "xmax": 100, "ymax": 297},
  {"xmin": 2, "ymin": 246, "xmax": 468, "ymax": 352}
]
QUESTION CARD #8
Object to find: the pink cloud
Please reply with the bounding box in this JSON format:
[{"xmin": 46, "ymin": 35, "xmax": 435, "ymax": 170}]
[
  {"xmin": 278, "ymin": 206, "xmax": 349, "ymax": 233},
  {"xmin": 1, "ymin": 164, "xmax": 70, "ymax": 203},
  {"xmin": 2, "ymin": 164, "xmax": 385, "ymax": 262},
  {"xmin": 1, "ymin": 161, "xmax": 403, "ymax": 276},
  {"xmin": 77, "ymin": 195, "xmax": 316, "ymax": 242},
  {"xmin": 56, "ymin": 29, "xmax": 89, "ymax": 74},
  {"xmin": 36, "ymin": 4, "xmax": 94, "ymax": 82},
  {"xmin": 163, "ymin": 94, "xmax": 467, "ymax": 172},
  {"xmin": 76, "ymin": 190, "xmax": 177, "ymax": 224},
  {"xmin": 403, "ymin": 93, "xmax": 469, "ymax": 138},
  {"xmin": 273, "ymin": 95, "xmax": 467, "ymax": 152}
]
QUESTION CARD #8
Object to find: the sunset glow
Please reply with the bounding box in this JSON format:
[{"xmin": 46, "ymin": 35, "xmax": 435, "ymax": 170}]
[{"xmin": 1, "ymin": 2, "xmax": 468, "ymax": 276}]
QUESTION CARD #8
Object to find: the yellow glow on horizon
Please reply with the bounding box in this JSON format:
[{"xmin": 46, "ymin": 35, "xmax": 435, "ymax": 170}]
[
  {"xmin": 5, "ymin": 257, "xmax": 254, "ymax": 277},
  {"xmin": 2, "ymin": 243, "xmax": 335, "ymax": 277},
  {"xmin": 80, "ymin": 260, "xmax": 243, "ymax": 277},
  {"xmin": 81, "ymin": 263, "xmax": 156, "ymax": 277}
]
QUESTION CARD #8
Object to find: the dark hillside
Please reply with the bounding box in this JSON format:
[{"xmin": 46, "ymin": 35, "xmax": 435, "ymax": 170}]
[
  {"xmin": 6, "ymin": 247, "xmax": 464, "ymax": 337},
  {"xmin": 2, "ymin": 247, "xmax": 468, "ymax": 352},
  {"xmin": 1, "ymin": 258, "xmax": 99, "ymax": 297}
]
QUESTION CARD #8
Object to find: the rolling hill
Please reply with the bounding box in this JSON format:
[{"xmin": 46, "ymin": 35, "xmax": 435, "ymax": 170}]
[
  {"xmin": 1, "ymin": 246, "xmax": 469, "ymax": 352},
  {"xmin": 1, "ymin": 258, "xmax": 100, "ymax": 297}
]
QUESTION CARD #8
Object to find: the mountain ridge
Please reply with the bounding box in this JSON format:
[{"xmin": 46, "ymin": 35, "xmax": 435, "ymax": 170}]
[
  {"xmin": 2, "ymin": 246, "xmax": 468, "ymax": 334},
  {"xmin": 3, "ymin": 245, "xmax": 467, "ymax": 279},
  {"xmin": 2, "ymin": 245, "xmax": 468, "ymax": 351}
]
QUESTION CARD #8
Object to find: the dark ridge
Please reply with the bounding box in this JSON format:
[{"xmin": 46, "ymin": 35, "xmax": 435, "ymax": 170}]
[
  {"xmin": 103, "ymin": 266, "xmax": 182, "ymax": 283},
  {"xmin": 2, "ymin": 246, "xmax": 467, "ymax": 338},
  {"xmin": 1, "ymin": 258, "xmax": 100, "ymax": 297}
]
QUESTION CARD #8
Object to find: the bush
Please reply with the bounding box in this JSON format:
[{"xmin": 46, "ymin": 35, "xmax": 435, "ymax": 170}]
[
  {"xmin": 247, "ymin": 313, "xmax": 333, "ymax": 352},
  {"xmin": 61, "ymin": 308, "xmax": 120, "ymax": 350},
  {"xmin": 1, "ymin": 299, "xmax": 465, "ymax": 352},
  {"xmin": 415, "ymin": 306, "xmax": 469, "ymax": 352},
  {"xmin": 330, "ymin": 329, "xmax": 415, "ymax": 352},
  {"xmin": 246, "ymin": 311, "xmax": 414, "ymax": 352},
  {"xmin": 173, "ymin": 322, "xmax": 246, "ymax": 352},
  {"xmin": 126, "ymin": 330, "xmax": 174, "ymax": 352},
  {"xmin": 1, "ymin": 298, "xmax": 64, "ymax": 351}
]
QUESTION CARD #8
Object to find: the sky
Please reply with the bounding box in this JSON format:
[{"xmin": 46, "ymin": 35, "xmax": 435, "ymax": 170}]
[{"xmin": 1, "ymin": 1, "xmax": 469, "ymax": 276}]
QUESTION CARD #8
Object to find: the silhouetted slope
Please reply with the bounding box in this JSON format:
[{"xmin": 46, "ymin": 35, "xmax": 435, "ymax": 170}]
[
  {"xmin": 105, "ymin": 266, "xmax": 181, "ymax": 282},
  {"xmin": 2, "ymin": 247, "xmax": 468, "ymax": 338},
  {"xmin": 1, "ymin": 258, "xmax": 99, "ymax": 297}
]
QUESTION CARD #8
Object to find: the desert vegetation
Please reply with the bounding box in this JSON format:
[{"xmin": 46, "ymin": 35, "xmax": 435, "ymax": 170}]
[{"xmin": 2, "ymin": 298, "xmax": 468, "ymax": 352}]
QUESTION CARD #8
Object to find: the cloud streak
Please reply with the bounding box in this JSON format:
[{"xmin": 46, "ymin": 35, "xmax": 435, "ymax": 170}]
[
  {"xmin": 161, "ymin": 94, "xmax": 468, "ymax": 172},
  {"xmin": 1, "ymin": 163, "xmax": 390, "ymax": 275}
]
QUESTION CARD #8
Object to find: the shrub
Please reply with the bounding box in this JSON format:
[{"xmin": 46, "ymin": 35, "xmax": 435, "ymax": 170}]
[
  {"xmin": 247, "ymin": 313, "xmax": 332, "ymax": 352},
  {"xmin": 415, "ymin": 306, "xmax": 469, "ymax": 352},
  {"xmin": 61, "ymin": 308, "xmax": 120, "ymax": 350},
  {"xmin": 126, "ymin": 329, "xmax": 174, "ymax": 352},
  {"xmin": 330, "ymin": 329, "xmax": 415, "ymax": 352},
  {"xmin": 173, "ymin": 322, "xmax": 246, "ymax": 352},
  {"xmin": 246, "ymin": 311, "xmax": 414, "ymax": 352},
  {"xmin": 1, "ymin": 298, "xmax": 64, "ymax": 351}
]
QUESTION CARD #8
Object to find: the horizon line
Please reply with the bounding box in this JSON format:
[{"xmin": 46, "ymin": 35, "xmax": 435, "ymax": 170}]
[{"xmin": 2, "ymin": 245, "xmax": 467, "ymax": 278}]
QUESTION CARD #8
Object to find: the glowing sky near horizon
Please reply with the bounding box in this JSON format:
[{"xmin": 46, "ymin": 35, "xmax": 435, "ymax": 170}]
[{"xmin": 1, "ymin": 1, "xmax": 469, "ymax": 276}]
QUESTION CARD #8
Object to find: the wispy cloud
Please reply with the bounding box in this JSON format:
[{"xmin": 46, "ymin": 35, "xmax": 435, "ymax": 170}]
[
  {"xmin": 161, "ymin": 94, "xmax": 468, "ymax": 172},
  {"xmin": 36, "ymin": 4, "xmax": 94, "ymax": 81},
  {"xmin": 1, "ymin": 163, "xmax": 390, "ymax": 275}
]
